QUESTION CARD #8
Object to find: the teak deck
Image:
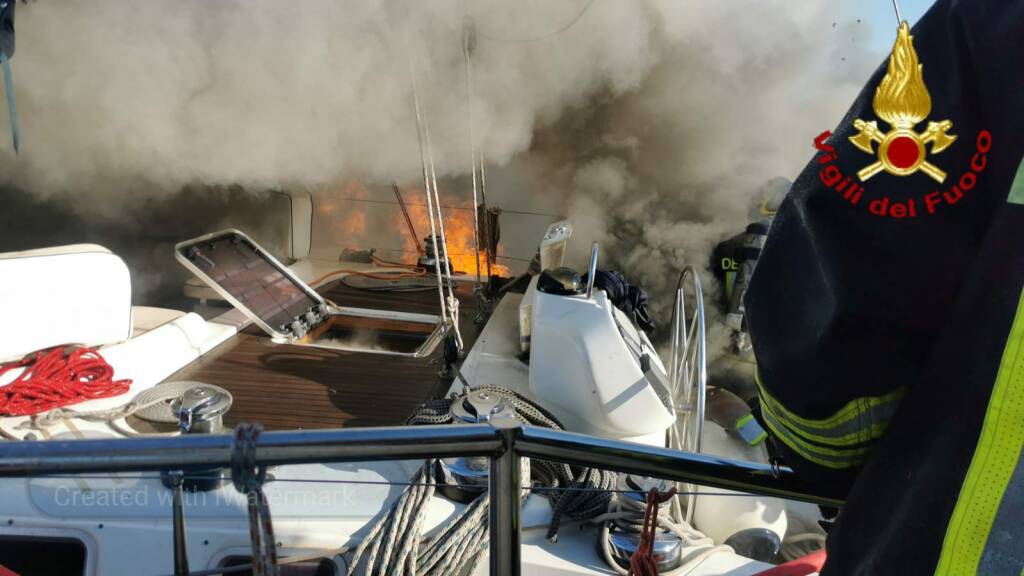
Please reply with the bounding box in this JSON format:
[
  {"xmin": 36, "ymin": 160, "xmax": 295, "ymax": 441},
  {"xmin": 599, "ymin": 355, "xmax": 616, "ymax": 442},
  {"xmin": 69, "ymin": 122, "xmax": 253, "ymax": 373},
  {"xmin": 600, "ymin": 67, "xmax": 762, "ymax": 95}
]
[{"xmin": 150, "ymin": 279, "xmax": 484, "ymax": 431}]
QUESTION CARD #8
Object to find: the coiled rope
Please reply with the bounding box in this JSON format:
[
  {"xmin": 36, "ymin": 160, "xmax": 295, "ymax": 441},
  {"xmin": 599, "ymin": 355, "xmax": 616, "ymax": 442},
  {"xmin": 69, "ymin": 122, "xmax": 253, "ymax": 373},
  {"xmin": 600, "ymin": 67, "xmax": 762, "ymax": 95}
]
[
  {"xmin": 232, "ymin": 423, "xmax": 278, "ymax": 576},
  {"xmin": 412, "ymin": 385, "xmax": 616, "ymax": 541},
  {"xmin": 14, "ymin": 381, "xmax": 231, "ymax": 438},
  {"xmin": 592, "ymin": 487, "xmax": 732, "ymax": 576},
  {"xmin": 0, "ymin": 346, "xmax": 131, "ymax": 416},
  {"xmin": 347, "ymin": 386, "xmax": 615, "ymax": 575}
]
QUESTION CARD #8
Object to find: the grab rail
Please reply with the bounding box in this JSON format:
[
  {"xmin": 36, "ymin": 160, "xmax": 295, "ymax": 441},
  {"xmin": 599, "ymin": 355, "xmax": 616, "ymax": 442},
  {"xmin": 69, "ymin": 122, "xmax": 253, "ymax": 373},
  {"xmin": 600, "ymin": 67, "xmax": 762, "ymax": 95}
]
[{"xmin": 0, "ymin": 421, "xmax": 842, "ymax": 576}]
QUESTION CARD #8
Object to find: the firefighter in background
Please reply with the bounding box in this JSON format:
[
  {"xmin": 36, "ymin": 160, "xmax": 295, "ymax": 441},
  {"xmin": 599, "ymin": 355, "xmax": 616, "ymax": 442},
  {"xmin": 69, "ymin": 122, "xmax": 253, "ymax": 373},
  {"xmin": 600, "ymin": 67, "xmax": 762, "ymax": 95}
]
[
  {"xmin": 704, "ymin": 180, "xmax": 785, "ymax": 447},
  {"xmin": 711, "ymin": 178, "xmax": 788, "ymax": 350},
  {"xmin": 744, "ymin": 0, "xmax": 1024, "ymax": 573},
  {"xmin": 708, "ymin": 178, "xmax": 787, "ymax": 405}
]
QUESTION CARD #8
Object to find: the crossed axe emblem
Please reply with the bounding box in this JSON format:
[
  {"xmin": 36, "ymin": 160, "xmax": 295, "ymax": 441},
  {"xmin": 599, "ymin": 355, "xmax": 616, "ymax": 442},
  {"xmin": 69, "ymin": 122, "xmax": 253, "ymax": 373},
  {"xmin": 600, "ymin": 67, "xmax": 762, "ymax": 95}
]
[{"xmin": 849, "ymin": 119, "xmax": 956, "ymax": 183}]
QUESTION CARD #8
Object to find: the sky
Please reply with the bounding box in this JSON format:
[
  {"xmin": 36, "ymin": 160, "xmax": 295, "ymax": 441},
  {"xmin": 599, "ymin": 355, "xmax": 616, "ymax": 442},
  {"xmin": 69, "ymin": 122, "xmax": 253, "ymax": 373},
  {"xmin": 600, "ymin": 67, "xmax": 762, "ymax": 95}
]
[{"xmin": 860, "ymin": 0, "xmax": 937, "ymax": 53}]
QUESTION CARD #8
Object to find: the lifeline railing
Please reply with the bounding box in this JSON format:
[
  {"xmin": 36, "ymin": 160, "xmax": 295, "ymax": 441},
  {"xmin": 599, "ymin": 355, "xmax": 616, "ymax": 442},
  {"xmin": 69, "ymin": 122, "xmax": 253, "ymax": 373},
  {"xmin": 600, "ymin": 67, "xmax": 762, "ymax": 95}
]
[{"xmin": 0, "ymin": 421, "xmax": 843, "ymax": 576}]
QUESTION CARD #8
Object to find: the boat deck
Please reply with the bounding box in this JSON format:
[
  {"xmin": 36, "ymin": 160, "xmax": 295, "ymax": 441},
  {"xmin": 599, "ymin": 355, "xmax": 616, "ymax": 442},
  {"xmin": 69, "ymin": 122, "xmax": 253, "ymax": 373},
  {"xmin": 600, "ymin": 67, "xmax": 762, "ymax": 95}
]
[{"xmin": 142, "ymin": 279, "xmax": 484, "ymax": 431}]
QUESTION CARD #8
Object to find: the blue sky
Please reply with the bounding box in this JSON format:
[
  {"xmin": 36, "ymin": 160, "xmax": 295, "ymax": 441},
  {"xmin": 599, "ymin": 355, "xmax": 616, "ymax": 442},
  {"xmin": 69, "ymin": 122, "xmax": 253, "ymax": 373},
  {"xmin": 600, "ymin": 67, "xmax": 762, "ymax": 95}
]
[{"xmin": 860, "ymin": 0, "xmax": 937, "ymax": 53}]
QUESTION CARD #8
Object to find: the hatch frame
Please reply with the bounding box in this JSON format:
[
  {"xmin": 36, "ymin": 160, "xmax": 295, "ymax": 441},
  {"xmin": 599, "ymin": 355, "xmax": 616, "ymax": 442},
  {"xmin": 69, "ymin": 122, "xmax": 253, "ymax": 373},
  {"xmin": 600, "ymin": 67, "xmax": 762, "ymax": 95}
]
[{"xmin": 175, "ymin": 229, "xmax": 447, "ymax": 358}]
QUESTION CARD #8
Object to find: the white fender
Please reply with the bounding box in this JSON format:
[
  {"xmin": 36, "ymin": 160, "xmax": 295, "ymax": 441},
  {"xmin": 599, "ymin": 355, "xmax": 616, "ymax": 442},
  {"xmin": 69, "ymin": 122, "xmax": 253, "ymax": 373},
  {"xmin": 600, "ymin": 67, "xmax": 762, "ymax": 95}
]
[{"xmin": 693, "ymin": 422, "xmax": 788, "ymax": 562}]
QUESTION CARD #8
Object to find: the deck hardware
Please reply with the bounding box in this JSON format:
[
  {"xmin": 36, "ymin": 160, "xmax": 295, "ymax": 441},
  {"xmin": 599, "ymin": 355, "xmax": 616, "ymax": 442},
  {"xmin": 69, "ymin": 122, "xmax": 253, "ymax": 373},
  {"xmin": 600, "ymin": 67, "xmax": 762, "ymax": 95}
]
[{"xmin": 0, "ymin": 422, "xmax": 845, "ymax": 576}]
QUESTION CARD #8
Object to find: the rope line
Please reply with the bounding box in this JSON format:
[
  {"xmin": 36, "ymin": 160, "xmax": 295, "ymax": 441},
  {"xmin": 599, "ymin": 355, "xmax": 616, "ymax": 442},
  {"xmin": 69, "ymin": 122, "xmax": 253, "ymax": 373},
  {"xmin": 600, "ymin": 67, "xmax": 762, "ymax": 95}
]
[
  {"xmin": 408, "ymin": 385, "xmax": 616, "ymax": 543},
  {"xmin": 594, "ymin": 488, "xmax": 732, "ymax": 576},
  {"xmin": 231, "ymin": 423, "xmax": 278, "ymax": 576},
  {"xmin": 0, "ymin": 347, "xmax": 131, "ymax": 416}
]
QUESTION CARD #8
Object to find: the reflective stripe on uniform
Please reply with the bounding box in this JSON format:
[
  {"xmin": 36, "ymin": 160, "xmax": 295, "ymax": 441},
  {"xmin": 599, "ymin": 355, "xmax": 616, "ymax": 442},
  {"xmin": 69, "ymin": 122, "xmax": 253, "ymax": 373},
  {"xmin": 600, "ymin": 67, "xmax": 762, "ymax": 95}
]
[
  {"xmin": 759, "ymin": 403, "xmax": 870, "ymax": 469},
  {"xmin": 755, "ymin": 370, "xmax": 907, "ymax": 447},
  {"xmin": 935, "ymin": 286, "xmax": 1024, "ymax": 575},
  {"xmin": 1007, "ymin": 155, "xmax": 1024, "ymax": 205},
  {"xmin": 735, "ymin": 413, "xmax": 768, "ymax": 446}
]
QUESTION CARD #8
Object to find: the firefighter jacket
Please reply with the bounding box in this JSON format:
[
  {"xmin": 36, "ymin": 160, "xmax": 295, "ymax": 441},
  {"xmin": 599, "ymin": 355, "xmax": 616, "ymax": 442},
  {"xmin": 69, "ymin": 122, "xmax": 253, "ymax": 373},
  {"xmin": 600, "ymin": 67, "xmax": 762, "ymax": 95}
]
[{"xmin": 744, "ymin": 0, "xmax": 1024, "ymax": 573}]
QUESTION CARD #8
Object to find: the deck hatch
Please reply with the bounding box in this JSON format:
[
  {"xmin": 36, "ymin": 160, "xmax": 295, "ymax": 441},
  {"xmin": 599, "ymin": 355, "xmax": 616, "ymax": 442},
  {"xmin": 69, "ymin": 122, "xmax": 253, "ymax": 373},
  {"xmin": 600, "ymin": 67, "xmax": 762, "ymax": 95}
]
[{"xmin": 176, "ymin": 229, "xmax": 446, "ymax": 357}]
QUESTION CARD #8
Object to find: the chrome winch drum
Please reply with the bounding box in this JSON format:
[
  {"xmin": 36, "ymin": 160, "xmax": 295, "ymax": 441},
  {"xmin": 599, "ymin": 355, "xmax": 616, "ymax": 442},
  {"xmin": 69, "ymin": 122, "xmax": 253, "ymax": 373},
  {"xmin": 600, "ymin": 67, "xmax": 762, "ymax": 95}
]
[
  {"xmin": 603, "ymin": 474, "xmax": 684, "ymax": 573},
  {"xmin": 437, "ymin": 389, "xmax": 530, "ymax": 503},
  {"xmin": 154, "ymin": 383, "xmax": 233, "ymax": 492}
]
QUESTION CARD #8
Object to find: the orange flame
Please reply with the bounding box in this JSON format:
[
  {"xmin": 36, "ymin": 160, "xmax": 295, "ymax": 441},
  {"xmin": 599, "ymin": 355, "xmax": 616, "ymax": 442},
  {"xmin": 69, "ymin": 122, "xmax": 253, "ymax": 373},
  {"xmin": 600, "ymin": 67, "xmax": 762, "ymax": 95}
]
[
  {"xmin": 395, "ymin": 189, "xmax": 511, "ymax": 277},
  {"xmin": 320, "ymin": 180, "xmax": 369, "ymax": 244}
]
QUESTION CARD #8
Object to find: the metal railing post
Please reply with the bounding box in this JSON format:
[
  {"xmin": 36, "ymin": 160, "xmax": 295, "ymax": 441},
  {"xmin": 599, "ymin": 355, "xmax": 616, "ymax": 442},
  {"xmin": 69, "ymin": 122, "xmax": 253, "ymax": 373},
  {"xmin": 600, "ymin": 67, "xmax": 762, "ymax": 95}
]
[{"xmin": 489, "ymin": 417, "xmax": 522, "ymax": 576}]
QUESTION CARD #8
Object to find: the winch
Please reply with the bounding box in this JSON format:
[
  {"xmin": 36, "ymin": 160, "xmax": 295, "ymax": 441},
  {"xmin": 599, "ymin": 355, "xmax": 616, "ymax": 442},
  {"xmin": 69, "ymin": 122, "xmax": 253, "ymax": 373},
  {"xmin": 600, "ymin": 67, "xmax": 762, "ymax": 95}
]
[
  {"xmin": 155, "ymin": 383, "xmax": 233, "ymax": 492},
  {"xmin": 436, "ymin": 389, "xmax": 524, "ymax": 503},
  {"xmin": 417, "ymin": 234, "xmax": 453, "ymax": 274},
  {"xmin": 603, "ymin": 475, "xmax": 685, "ymax": 573},
  {"xmin": 171, "ymin": 385, "xmax": 232, "ymax": 434}
]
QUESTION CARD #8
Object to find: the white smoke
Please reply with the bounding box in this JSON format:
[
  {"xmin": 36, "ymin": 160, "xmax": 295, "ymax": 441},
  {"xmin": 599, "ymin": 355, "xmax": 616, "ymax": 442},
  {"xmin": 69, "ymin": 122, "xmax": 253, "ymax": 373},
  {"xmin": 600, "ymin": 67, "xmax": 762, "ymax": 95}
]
[
  {"xmin": 2, "ymin": 1, "xmax": 655, "ymax": 196},
  {"xmin": 0, "ymin": 0, "xmax": 883, "ymax": 331}
]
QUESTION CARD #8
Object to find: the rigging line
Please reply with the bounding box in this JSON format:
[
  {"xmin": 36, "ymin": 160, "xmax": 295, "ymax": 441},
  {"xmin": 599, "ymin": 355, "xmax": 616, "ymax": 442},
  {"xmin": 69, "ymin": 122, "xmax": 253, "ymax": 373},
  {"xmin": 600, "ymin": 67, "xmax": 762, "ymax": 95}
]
[
  {"xmin": 320, "ymin": 193, "xmax": 563, "ymax": 218},
  {"xmin": 473, "ymin": 0, "xmax": 597, "ymax": 44},
  {"xmin": 464, "ymin": 14, "xmax": 482, "ymax": 286},
  {"xmin": 392, "ymin": 183, "xmax": 425, "ymax": 256},
  {"xmin": 416, "ymin": 55, "xmax": 464, "ymax": 350},
  {"xmin": 34, "ymin": 474, "xmax": 769, "ymax": 497},
  {"xmin": 479, "ymin": 152, "xmax": 492, "ymax": 279},
  {"xmin": 891, "ymin": 0, "xmax": 903, "ymax": 25},
  {"xmin": 407, "ymin": 46, "xmax": 448, "ymax": 323},
  {"xmin": 423, "ymin": 104, "xmax": 465, "ymax": 350}
]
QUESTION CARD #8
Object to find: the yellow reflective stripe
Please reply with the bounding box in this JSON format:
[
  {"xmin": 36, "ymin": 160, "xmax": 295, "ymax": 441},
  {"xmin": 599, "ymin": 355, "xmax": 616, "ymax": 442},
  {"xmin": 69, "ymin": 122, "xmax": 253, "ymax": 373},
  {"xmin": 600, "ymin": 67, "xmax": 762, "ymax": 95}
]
[
  {"xmin": 735, "ymin": 413, "xmax": 768, "ymax": 446},
  {"xmin": 756, "ymin": 369, "xmax": 905, "ymax": 430},
  {"xmin": 935, "ymin": 287, "xmax": 1024, "ymax": 576},
  {"xmin": 760, "ymin": 384, "xmax": 893, "ymax": 447},
  {"xmin": 1007, "ymin": 155, "xmax": 1024, "ymax": 205},
  {"xmin": 759, "ymin": 404, "xmax": 868, "ymax": 469},
  {"xmin": 755, "ymin": 369, "xmax": 906, "ymax": 446},
  {"xmin": 759, "ymin": 396, "xmax": 875, "ymax": 449}
]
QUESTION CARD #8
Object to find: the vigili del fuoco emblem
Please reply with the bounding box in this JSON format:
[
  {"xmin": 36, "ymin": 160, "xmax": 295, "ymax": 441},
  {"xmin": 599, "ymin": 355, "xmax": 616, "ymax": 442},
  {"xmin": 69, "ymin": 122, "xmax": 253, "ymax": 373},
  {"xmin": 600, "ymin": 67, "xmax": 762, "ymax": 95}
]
[{"xmin": 849, "ymin": 22, "xmax": 956, "ymax": 183}]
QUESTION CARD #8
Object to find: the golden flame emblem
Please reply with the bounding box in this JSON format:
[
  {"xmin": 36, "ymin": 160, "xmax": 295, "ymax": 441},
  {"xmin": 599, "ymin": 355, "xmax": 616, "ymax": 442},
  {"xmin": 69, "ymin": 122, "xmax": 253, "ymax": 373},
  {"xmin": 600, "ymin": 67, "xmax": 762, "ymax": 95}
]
[{"xmin": 849, "ymin": 22, "xmax": 956, "ymax": 183}]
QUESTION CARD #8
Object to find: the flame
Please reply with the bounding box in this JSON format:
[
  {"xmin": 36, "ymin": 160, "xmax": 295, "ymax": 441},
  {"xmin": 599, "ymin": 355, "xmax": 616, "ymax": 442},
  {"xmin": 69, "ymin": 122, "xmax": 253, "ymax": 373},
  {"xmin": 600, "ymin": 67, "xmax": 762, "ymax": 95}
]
[
  {"xmin": 339, "ymin": 181, "xmax": 368, "ymax": 236},
  {"xmin": 873, "ymin": 22, "xmax": 931, "ymax": 128},
  {"xmin": 394, "ymin": 189, "xmax": 512, "ymax": 277},
  {"xmin": 320, "ymin": 180, "xmax": 370, "ymax": 245}
]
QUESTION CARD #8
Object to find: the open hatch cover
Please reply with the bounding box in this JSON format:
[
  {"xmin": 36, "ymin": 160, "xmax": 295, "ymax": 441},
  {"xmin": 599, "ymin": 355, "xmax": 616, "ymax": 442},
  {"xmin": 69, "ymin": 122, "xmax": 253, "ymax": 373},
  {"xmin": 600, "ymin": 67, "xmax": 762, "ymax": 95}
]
[{"xmin": 176, "ymin": 229, "xmax": 446, "ymax": 357}]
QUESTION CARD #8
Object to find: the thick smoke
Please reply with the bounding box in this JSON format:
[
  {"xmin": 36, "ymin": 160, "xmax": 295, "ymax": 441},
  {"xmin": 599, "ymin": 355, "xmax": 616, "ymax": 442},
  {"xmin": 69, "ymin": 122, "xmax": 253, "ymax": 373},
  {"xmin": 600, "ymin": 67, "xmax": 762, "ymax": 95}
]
[
  {"xmin": 0, "ymin": 0, "xmax": 881, "ymax": 337},
  {"xmin": 1, "ymin": 0, "xmax": 659, "ymax": 196}
]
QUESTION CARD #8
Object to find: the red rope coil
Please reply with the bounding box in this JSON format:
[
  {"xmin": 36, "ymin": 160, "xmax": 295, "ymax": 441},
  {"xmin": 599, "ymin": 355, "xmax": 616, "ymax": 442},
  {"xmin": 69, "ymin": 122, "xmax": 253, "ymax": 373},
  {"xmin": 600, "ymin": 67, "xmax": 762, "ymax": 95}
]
[{"xmin": 0, "ymin": 346, "xmax": 132, "ymax": 416}]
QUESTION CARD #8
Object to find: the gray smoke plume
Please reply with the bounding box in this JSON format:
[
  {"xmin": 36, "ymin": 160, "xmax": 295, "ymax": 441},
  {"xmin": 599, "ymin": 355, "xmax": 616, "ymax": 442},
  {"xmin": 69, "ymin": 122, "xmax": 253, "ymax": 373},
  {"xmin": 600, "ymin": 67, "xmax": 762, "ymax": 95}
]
[{"xmin": 0, "ymin": 0, "xmax": 882, "ymax": 332}]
